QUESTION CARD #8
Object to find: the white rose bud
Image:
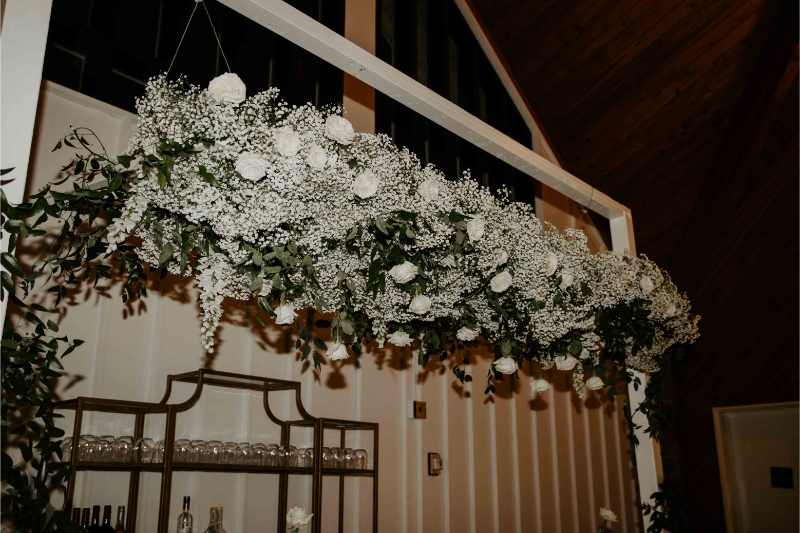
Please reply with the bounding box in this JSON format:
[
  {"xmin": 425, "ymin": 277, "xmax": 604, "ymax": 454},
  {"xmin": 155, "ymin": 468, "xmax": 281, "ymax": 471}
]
[
  {"xmin": 418, "ymin": 178, "xmax": 440, "ymax": 201},
  {"xmin": 665, "ymin": 302, "xmax": 677, "ymax": 317},
  {"xmin": 640, "ymin": 275, "xmax": 654, "ymax": 294},
  {"xmin": 275, "ymin": 304, "xmax": 298, "ymax": 325},
  {"xmin": 490, "ymin": 271, "xmax": 513, "ymax": 293},
  {"xmin": 259, "ymin": 279, "xmax": 273, "ymax": 296},
  {"xmin": 325, "ymin": 115, "xmax": 355, "ymax": 145},
  {"xmin": 287, "ymin": 506, "xmax": 314, "ymax": 528},
  {"xmin": 326, "ymin": 342, "xmax": 349, "ymax": 361},
  {"xmin": 555, "ymin": 354, "xmax": 579, "ymax": 371},
  {"xmin": 579, "ymin": 347, "xmax": 591, "ymax": 360},
  {"xmin": 530, "ymin": 377, "xmax": 550, "ymax": 394},
  {"xmin": 353, "ymin": 170, "xmax": 379, "ymax": 199},
  {"xmin": 235, "ymin": 152, "xmax": 269, "ymax": 181},
  {"xmin": 306, "ymin": 144, "xmax": 327, "ymax": 170},
  {"xmin": 546, "ymin": 250, "xmax": 558, "ymax": 276},
  {"xmin": 466, "ymin": 216, "xmax": 485, "ymax": 241},
  {"xmin": 208, "ymin": 72, "xmax": 247, "ymax": 104},
  {"xmin": 495, "ymin": 249, "xmax": 509, "ymax": 266},
  {"xmin": 387, "ymin": 330, "xmax": 412, "ymax": 347},
  {"xmin": 599, "ymin": 507, "xmax": 618, "ymax": 522},
  {"xmin": 456, "ymin": 327, "xmax": 478, "ymax": 342},
  {"xmin": 275, "ymin": 128, "xmax": 302, "ymax": 157},
  {"xmin": 586, "ymin": 376, "xmax": 605, "ymax": 390},
  {"xmin": 493, "ymin": 356, "xmax": 518, "ymax": 374},
  {"xmin": 388, "ymin": 262, "xmax": 418, "ymax": 284},
  {"xmin": 559, "ymin": 269, "xmax": 575, "ymax": 289},
  {"xmin": 408, "ymin": 295, "xmax": 432, "ymax": 315}
]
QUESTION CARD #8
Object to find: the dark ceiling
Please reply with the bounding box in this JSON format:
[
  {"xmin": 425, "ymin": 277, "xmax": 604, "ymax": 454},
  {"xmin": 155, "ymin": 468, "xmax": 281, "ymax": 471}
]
[{"xmin": 469, "ymin": 0, "xmax": 799, "ymax": 527}]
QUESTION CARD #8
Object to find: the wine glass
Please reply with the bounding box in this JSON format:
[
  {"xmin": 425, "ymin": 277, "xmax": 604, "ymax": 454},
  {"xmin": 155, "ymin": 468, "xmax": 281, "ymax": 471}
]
[
  {"xmin": 174, "ymin": 439, "xmax": 191, "ymax": 462},
  {"xmin": 354, "ymin": 449, "xmax": 368, "ymax": 470},
  {"xmin": 206, "ymin": 440, "xmax": 224, "ymax": 463}
]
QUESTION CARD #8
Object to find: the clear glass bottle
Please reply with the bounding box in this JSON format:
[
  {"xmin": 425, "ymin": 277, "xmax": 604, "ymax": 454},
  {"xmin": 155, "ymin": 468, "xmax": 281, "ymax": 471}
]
[
  {"xmin": 115, "ymin": 506, "xmax": 126, "ymax": 532},
  {"xmin": 202, "ymin": 508, "xmax": 217, "ymax": 533},
  {"xmin": 177, "ymin": 496, "xmax": 193, "ymax": 533},
  {"xmin": 215, "ymin": 507, "xmax": 226, "ymax": 533}
]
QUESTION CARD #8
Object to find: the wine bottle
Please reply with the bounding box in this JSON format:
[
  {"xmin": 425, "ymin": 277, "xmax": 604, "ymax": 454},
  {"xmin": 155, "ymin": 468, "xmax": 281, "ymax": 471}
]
[
  {"xmin": 177, "ymin": 496, "xmax": 193, "ymax": 533},
  {"xmin": 88, "ymin": 505, "xmax": 101, "ymax": 532},
  {"xmin": 202, "ymin": 507, "xmax": 217, "ymax": 533},
  {"xmin": 98, "ymin": 505, "xmax": 115, "ymax": 533},
  {"xmin": 114, "ymin": 506, "xmax": 126, "ymax": 533},
  {"xmin": 215, "ymin": 507, "xmax": 226, "ymax": 533},
  {"xmin": 81, "ymin": 508, "xmax": 91, "ymax": 528},
  {"xmin": 72, "ymin": 508, "xmax": 81, "ymax": 523}
]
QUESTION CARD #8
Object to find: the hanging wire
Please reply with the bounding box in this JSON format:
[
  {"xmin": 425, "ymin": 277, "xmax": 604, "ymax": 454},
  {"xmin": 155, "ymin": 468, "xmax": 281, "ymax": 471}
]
[{"xmin": 166, "ymin": 0, "xmax": 232, "ymax": 76}]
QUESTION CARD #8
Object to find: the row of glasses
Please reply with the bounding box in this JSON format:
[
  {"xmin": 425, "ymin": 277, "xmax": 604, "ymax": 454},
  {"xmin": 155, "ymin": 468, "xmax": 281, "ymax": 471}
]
[
  {"xmin": 61, "ymin": 436, "xmax": 165, "ymax": 463},
  {"xmin": 173, "ymin": 440, "xmax": 300, "ymax": 467},
  {"xmin": 321, "ymin": 447, "xmax": 368, "ymax": 470}
]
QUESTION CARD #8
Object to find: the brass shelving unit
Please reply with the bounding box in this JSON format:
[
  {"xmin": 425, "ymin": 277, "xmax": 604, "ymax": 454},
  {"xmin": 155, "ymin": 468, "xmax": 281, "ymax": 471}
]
[{"xmin": 51, "ymin": 369, "xmax": 379, "ymax": 533}]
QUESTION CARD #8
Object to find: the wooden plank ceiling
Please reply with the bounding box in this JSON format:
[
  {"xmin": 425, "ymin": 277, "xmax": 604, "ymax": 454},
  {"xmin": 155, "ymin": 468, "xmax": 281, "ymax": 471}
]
[{"xmin": 468, "ymin": 0, "xmax": 798, "ymax": 527}]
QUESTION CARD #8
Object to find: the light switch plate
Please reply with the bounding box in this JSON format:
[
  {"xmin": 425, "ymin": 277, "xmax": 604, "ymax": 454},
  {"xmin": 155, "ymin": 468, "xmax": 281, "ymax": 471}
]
[{"xmin": 428, "ymin": 453, "xmax": 443, "ymax": 475}]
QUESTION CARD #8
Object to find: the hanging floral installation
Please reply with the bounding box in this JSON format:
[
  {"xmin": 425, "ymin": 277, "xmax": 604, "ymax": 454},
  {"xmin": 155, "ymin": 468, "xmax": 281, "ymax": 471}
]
[{"xmin": 1, "ymin": 72, "xmax": 698, "ymax": 529}]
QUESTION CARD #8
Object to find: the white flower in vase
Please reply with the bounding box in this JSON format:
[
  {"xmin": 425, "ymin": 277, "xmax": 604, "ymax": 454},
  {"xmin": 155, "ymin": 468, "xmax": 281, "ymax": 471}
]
[
  {"xmin": 388, "ymin": 262, "xmax": 418, "ymax": 284},
  {"xmin": 325, "ymin": 115, "xmax": 355, "ymax": 145},
  {"xmin": 208, "ymin": 72, "xmax": 247, "ymax": 104},
  {"xmin": 493, "ymin": 356, "xmax": 518, "ymax": 374},
  {"xmin": 353, "ymin": 170, "xmax": 379, "ymax": 198},
  {"xmin": 235, "ymin": 152, "xmax": 268, "ymax": 181},
  {"xmin": 326, "ymin": 342, "xmax": 349, "ymax": 361},
  {"xmin": 275, "ymin": 304, "xmax": 297, "ymax": 325}
]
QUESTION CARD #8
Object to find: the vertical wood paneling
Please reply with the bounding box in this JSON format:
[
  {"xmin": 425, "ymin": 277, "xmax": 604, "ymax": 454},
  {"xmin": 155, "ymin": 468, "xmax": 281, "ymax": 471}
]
[
  {"xmin": 446, "ymin": 361, "xmax": 473, "ymax": 533},
  {"xmin": 493, "ymin": 378, "xmax": 517, "ymax": 533},
  {"xmin": 470, "ymin": 352, "xmax": 496, "ymax": 533}
]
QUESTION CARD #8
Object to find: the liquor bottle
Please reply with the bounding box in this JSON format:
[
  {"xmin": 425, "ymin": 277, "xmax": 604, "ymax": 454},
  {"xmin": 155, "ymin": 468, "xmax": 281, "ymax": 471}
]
[
  {"xmin": 72, "ymin": 508, "xmax": 81, "ymax": 523},
  {"xmin": 81, "ymin": 508, "xmax": 91, "ymax": 528},
  {"xmin": 98, "ymin": 506, "xmax": 115, "ymax": 533},
  {"xmin": 115, "ymin": 506, "xmax": 126, "ymax": 533},
  {"xmin": 202, "ymin": 507, "xmax": 217, "ymax": 533},
  {"xmin": 177, "ymin": 496, "xmax": 193, "ymax": 533},
  {"xmin": 215, "ymin": 507, "xmax": 226, "ymax": 533},
  {"xmin": 88, "ymin": 505, "xmax": 101, "ymax": 532}
]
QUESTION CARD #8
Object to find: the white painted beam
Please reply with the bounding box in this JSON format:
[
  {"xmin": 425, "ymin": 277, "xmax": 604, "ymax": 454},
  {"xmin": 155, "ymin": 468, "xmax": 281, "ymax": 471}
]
[
  {"xmin": 217, "ymin": 0, "xmax": 629, "ymax": 221},
  {"xmin": 610, "ymin": 213, "xmax": 663, "ymax": 525}
]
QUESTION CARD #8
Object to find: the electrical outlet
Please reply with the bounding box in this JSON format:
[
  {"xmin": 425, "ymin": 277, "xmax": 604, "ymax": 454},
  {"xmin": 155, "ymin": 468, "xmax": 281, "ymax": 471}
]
[{"xmin": 408, "ymin": 400, "xmax": 426, "ymax": 419}]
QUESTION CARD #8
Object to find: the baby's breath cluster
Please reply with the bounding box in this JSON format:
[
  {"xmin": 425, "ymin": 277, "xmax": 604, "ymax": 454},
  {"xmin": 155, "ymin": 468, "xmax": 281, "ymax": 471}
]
[{"xmin": 109, "ymin": 73, "xmax": 698, "ymax": 394}]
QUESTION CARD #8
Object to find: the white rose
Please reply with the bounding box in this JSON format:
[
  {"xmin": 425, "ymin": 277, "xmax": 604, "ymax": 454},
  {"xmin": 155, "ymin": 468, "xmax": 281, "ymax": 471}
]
[
  {"xmin": 599, "ymin": 507, "xmax": 618, "ymax": 522},
  {"xmin": 387, "ymin": 330, "xmax": 412, "ymax": 347},
  {"xmin": 275, "ymin": 304, "xmax": 297, "ymax": 325},
  {"xmin": 235, "ymin": 152, "xmax": 269, "ymax": 181},
  {"xmin": 579, "ymin": 347, "xmax": 590, "ymax": 360},
  {"xmin": 466, "ymin": 216, "xmax": 485, "ymax": 241},
  {"xmin": 388, "ymin": 262, "xmax": 418, "ymax": 284},
  {"xmin": 408, "ymin": 295, "xmax": 431, "ymax": 315},
  {"xmin": 208, "ymin": 72, "xmax": 247, "ymax": 104},
  {"xmin": 275, "ymin": 128, "xmax": 302, "ymax": 157},
  {"xmin": 555, "ymin": 355, "xmax": 579, "ymax": 371},
  {"xmin": 325, "ymin": 115, "xmax": 355, "ymax": 145},
  {"xmin": 530, "ymin": 378, "xmax": 550, "ymax": 394},
  {"xmin": 259, "ymin": 279, "xmax": 273, "ymax": 296},
  {"xmin": 353, "ymin": 170, "xmax": 379, "ymax": 199},
  {"xmin": 586, "ymin": 376, "xmax": 605, "ymax": 390},
  {"xmin": 418, "ymin": 178, "xmax": 440, "ymax": 201},
  {"xmin": 441, "ymin": 256, "xmax": 457, "ymax": 268},
  {"xmin": 546, "ymin": 250, "xmax": 558, "ymax": 276},
  {"xmin": 456, "ymin": 327, "xmax": 478, "ymax": 342},
  {"xmin": 490, "ymin": 271, "xmax": 513, "ymax": 293},
  {"xmin": 495, "ymin": 249, "xmax": 509, "ymax": 266},
  {"xmin": 640, "ymin": 275, "xmax": 654, "ymax": 294},
  {"xmin": 493, "ymin": 356, "xmax": 518, "ymax": 374},
  {"xmin": 326, "ymin": 342, "xmax": 349, "ymax": 361},
  {"xmin": 665, "ymin": 302, "xmax": 677, "ymax": 317},
  {"xmin": 559, "ymin": 269, "xmax": 575, "ymax": 289},
  {"xmin": 287, "ymin": 506, "xmax": 313, "ymax": 529},
  {"xmin": 306, "ymin": 144, "xmax": 327, "ymax": 170}
]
